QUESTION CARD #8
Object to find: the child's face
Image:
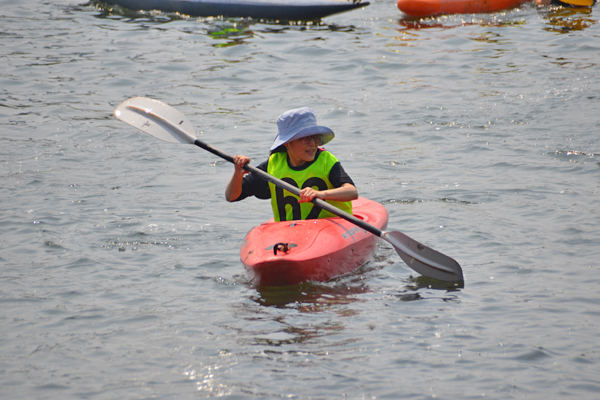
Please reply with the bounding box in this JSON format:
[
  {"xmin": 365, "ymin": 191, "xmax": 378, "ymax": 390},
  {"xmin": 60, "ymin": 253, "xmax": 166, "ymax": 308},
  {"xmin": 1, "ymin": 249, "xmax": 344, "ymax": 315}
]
[{"xmin": 285, "ymin": 135, "xmax": 319, "ymax": 167}]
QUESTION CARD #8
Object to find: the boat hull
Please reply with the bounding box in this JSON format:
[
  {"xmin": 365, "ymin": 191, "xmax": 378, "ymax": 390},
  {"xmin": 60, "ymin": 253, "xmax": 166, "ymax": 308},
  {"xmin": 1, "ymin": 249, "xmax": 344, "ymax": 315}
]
[
  {"xmin": 102, "ymin": 0, "xmax": 370, "ymax": 20},
  {"xmin": 397, "ymin": 0, "xmax": 526, "ymax": 17},
  {"xmin": 241, "ymin": 197, "xmax": 388, "ymax": 286}
]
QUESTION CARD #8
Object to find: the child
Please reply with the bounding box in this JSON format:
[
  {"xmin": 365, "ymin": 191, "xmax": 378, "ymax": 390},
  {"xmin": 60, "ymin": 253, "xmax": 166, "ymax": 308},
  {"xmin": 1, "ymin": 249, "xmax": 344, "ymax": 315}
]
[{"xmin": 226, "ymin": 107, "xmax": 358, "ymax": 222}]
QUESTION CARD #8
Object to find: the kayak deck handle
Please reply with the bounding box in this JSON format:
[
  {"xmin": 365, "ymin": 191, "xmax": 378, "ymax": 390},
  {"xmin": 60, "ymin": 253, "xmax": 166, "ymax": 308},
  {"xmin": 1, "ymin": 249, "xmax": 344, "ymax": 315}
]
[
  {"xmin": 274, "ymin": 243, "xmax": 290, "ymax": 255},
  {"xmin": 272, "ymin": 242, "xmax": 299, "ymax": 255}
]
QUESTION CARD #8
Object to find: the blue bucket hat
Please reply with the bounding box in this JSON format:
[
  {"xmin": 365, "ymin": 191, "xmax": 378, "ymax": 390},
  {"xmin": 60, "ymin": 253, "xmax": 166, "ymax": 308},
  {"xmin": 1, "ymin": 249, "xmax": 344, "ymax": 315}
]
[{"xmin": 270, "ymin": 107, "xmax": 334, "ymax": 151}]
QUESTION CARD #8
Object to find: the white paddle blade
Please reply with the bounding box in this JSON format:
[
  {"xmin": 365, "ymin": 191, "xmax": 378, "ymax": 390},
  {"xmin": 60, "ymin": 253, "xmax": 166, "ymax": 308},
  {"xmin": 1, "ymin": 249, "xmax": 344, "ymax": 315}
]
[
  {"xmin": 114, "ymin": 97, "xmax": 196, "ymax": 144},
  {"xmin": 384, "ymin": 231, "xmax": 464, "ymax": 282}
]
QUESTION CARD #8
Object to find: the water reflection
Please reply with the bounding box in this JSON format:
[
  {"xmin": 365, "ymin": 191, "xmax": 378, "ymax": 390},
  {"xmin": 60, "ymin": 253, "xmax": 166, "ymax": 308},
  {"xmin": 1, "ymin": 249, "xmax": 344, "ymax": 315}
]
[
  {"xmin": 406, "ymin": 275, "xmax": 465, "ymax": 291},
  {"xmin": 231, "ymin": 280, "xmax": 370, "ymax": 348},
  {"xmin": 250, "ymin": 279, "xmax": 371, "ymax": 309},
  {"xmin": 236, "ymin": 273, "xmax": 461, "ymax": 349},
  {"xmin": 205, "ymin": 23, "xmax": 255, "ymax": 47},
  {"xmin": 396, "ymin": 17, "xmax": 523, "ymax": 32},
  {"xmin": 395, "ymin": 3, "xmax": 596, "ymax": 33},
  {"xmin": 382, "ymin": 277, "xmax": 462, "ymax": 303},
  {"xmin": 540, "ymin": 6, "xmax": 597, "ymax": 32},
  {"xmin": 248, "ymin": 269, "xmax": 462, "ymax": 310}
]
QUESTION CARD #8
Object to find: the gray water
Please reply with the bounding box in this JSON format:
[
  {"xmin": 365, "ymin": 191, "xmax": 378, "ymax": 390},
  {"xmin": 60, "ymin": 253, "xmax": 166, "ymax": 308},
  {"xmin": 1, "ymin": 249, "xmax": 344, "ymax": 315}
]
[{"xmin": 1, "ymin": 0, "xmax": 599, "ymax": 398}]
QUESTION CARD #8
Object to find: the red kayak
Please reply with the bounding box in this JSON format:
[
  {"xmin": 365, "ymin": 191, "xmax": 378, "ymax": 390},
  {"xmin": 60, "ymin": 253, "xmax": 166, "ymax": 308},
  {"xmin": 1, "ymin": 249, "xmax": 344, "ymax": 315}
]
[
  {"xmin": 397, "ymin": 0, "xmax": 527, "ymax": 17},
  {"xmin": 241, "ymin": 197, "xmax": 388, "ymax": 286}
]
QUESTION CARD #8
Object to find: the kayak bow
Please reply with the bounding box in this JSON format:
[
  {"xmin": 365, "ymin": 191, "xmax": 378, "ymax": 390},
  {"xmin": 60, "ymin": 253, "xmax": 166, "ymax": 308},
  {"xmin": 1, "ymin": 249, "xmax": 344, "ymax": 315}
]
[{"xmin": 242, "ymin": 197, "xmax": 388, "ymax": 286}]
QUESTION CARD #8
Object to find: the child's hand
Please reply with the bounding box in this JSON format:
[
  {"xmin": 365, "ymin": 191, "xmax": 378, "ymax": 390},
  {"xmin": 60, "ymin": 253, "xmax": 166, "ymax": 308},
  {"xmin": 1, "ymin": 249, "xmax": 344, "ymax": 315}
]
[
  {"xmin": 233, "ymin": 155, "xmax": 251, "ymax": 175},
  {"xmin": 298, "ymin": 187, "xmax": 321, "ymax": 203}
]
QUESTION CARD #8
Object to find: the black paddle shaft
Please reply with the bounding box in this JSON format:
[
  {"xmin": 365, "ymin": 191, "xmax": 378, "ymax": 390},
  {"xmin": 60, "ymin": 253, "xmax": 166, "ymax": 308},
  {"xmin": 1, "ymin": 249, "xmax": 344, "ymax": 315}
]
[{"xmin": 193, "ymin": 138, "xmax": 384, "ymax": 238}]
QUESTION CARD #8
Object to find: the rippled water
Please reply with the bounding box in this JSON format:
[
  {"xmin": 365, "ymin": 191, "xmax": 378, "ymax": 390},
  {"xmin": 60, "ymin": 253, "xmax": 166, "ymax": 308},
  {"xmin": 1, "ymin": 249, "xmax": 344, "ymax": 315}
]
[{"xmin": 1, "ymin": 0, "xmax": 599, "ymax": 398}]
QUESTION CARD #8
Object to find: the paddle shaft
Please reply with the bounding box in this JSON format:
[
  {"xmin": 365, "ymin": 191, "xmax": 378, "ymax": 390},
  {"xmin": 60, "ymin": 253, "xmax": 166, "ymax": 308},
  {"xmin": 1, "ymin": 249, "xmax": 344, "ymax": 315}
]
[{"xmin": 193, "ymin": 138, "xmax": 383, "ymax": 238}]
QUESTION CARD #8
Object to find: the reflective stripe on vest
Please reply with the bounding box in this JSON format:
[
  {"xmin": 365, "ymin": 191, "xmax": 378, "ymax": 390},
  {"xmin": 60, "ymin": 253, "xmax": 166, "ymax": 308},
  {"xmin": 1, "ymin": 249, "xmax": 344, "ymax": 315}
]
[{"xmin": 267, "ymin": 150, "xmax": 353, "ymax": 222}]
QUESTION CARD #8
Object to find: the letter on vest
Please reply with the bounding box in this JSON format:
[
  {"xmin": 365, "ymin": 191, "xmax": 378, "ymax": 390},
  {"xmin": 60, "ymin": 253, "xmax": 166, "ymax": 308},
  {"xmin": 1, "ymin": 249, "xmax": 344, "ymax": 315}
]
[{"xmin": 267, "ymin": 151, "xmax": 352, "ymax": 222}]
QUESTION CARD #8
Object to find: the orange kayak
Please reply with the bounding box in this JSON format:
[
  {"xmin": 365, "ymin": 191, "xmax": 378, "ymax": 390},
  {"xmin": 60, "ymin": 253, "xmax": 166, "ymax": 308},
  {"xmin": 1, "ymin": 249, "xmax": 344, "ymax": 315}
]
[
  {"xmin": 397, "ymin": 0, "xmax": 527, "ymax": 17},
  {"xmin": 241, "ymin": 197, "xmax": 388, "ymax": 286}
]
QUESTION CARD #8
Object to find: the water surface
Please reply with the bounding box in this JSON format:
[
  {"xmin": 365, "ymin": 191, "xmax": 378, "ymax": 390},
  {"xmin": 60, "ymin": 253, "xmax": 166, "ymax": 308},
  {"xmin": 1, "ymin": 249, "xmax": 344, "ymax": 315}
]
[{"xmin": 1, "ymin": 0, "xmax": 599, "ymax": 398}]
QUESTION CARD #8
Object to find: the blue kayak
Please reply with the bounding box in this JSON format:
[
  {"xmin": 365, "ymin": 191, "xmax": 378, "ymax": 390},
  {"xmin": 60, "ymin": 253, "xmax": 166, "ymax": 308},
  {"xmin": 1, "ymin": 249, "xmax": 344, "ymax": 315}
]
[{"xmin": 101, "ymin": 0, "xmax": 370, "ymax": 20}]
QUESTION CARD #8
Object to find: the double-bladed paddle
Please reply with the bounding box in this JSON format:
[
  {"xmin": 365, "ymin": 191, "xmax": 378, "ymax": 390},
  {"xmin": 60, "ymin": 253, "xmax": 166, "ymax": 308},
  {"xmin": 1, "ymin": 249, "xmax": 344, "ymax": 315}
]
[{"xmin": 114, "ymin": 97, "xmax": 464, "ymax": 282}]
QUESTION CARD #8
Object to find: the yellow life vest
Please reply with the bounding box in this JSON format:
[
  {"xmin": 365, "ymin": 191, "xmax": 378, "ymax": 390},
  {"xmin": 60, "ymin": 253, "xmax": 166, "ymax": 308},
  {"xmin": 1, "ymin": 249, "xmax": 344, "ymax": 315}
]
[{"xmin": 267, "ymin": 150, "xmax": 353, "ymax": 222}]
